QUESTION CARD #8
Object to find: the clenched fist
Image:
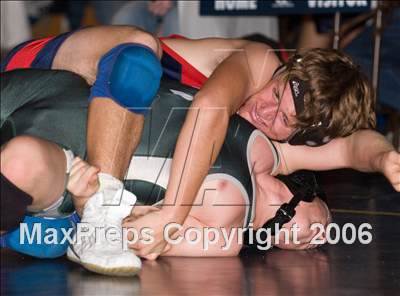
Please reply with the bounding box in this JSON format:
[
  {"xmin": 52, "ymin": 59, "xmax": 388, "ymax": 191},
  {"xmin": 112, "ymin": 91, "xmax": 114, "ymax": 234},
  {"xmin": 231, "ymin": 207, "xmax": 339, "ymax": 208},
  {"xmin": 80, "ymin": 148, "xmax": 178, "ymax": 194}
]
[{"xmin": 379, "ymin": 150, "xmax": 400, "ymax": 192}]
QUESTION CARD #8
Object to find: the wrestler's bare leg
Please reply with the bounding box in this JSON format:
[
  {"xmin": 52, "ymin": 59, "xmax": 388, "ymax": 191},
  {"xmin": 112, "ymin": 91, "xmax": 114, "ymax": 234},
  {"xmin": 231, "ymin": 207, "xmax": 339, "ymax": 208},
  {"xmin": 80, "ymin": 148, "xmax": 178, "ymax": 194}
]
[
  {"xmin": 86, "ymin": 100, "xmax": 144, "ymax": 179},
  {"xmin": 0, "ymin": 135, "xmax": 67, "ymax": 212},
  {"xmin": 86, "ymin": 33, "xmax": 162, "ymax": 180},
  {"xmin": 50, "ymin": 26, "xmax": 162, "ymax": 180}
]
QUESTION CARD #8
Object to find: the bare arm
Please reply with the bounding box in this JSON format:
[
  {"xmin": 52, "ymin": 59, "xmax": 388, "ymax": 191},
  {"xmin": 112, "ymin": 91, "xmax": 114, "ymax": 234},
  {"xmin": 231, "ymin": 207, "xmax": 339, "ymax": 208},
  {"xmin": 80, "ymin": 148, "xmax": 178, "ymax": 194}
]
[
  {"xmin": 275, "ymin": 129, "xmax": 400, "ymax": 191},
  {"xmin": 162, "ymin": 43, "xmax": 280, "ymax": 222}
]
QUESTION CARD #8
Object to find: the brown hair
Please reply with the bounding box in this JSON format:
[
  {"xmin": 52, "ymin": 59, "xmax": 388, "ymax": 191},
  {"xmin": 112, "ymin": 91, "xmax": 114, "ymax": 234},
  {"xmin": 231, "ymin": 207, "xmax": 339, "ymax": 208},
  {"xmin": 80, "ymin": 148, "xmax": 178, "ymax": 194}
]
[{"xmin": 280, "ymin": 48, "xmax": 376, "ymax": 138}]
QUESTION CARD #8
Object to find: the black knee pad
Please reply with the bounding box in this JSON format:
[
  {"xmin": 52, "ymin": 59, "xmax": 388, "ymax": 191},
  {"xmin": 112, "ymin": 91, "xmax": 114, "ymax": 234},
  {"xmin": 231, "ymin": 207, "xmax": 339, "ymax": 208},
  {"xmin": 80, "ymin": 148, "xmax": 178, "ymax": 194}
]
[{"xmin": 0, "ymin": 173, "xmax": 33, "ymax": 231}]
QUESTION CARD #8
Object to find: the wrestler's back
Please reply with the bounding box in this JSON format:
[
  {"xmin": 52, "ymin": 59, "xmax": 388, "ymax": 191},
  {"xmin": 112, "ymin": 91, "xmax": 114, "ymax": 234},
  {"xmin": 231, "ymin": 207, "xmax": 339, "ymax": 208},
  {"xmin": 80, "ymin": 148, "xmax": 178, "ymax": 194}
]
[
  {"xmin": 53, "ymin": 25, "xmax": 249, "ymax": 85},
  {"xmin": 160, "ymin": 36, "xmax": 250, "ymax": 78}
]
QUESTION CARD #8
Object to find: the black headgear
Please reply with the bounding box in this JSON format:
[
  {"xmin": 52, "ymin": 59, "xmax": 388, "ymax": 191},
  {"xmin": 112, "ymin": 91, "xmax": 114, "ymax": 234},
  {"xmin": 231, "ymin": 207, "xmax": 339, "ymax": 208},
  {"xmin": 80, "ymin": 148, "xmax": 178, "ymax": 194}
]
[{"xmin": 273, "ymin": 55, "xmax": 331, "ymax": 147}]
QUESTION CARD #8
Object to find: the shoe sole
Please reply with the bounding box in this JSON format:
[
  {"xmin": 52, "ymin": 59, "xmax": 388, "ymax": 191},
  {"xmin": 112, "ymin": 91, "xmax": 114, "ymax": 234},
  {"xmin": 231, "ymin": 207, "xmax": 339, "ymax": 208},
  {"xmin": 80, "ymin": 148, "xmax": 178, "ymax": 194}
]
[
  {"xmin": 66, "ymin": 247, "xmax": 81, "ymax": 264},
  {"xmin": 82, "ymin": 262, "xmax": 141, "ymax": 277},
  {"xmin": 67, "ymin": 247, "xmax": 140, "ymax": 277},
  {"xmin": 67, "ymin": 252, "xmax": 81, "ymax": 264}
]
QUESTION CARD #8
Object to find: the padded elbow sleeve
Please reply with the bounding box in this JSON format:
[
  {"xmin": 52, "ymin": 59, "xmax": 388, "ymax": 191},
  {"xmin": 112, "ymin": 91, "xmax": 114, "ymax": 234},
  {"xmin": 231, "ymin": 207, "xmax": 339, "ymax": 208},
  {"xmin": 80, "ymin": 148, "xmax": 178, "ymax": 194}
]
[{"xmin": 89, "ymin": 43, "xmax": 162, "ymax": 114}]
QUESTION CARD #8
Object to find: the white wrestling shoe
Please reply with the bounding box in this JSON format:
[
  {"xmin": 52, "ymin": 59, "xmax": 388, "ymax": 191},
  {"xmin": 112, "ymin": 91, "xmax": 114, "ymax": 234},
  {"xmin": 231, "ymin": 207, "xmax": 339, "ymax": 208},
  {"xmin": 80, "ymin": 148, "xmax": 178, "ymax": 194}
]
[{"xmin": 67, "ymin": 173, "xmax": 141, "ymax": 276}]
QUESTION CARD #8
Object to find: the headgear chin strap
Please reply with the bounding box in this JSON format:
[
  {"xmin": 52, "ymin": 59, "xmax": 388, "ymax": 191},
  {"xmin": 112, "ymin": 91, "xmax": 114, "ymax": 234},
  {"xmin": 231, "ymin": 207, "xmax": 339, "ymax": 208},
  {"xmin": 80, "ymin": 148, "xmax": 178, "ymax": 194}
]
[
  {"xmin": 243, "ymin": 171, "xmax": 325, "ymax": 250},
  {"xmin": 273, "ymin": 55, "xmax": 331, "ymax": 147}
]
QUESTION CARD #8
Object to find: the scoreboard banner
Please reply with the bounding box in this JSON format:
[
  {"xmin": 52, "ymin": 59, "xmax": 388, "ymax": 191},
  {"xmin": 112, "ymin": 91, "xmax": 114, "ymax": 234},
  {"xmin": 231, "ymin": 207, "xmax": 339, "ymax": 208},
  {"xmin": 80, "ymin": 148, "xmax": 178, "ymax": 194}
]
[{"xmin": 200, "ymin": 0, "xmax": 375, "ymax": 16}]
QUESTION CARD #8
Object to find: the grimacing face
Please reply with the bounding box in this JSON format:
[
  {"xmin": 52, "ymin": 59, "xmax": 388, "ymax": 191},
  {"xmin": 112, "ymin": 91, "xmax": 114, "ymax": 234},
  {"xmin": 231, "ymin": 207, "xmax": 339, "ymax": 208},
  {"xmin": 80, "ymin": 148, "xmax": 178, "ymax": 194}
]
[{"xmin": 237, "ymin": 76, "xmax": 297, "ymax": 141}]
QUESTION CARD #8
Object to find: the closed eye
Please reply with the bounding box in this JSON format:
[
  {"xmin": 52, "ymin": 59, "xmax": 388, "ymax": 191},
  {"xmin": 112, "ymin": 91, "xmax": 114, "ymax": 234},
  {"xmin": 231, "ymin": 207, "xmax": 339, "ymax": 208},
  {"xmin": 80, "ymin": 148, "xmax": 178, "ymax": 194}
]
[
  {"xmin": 273, "ymin": 87, "xmax": 279, "ymax": 102},
  {"xmin": 282, "ymin": 113, "xmax": 289, "ymax": 127}
]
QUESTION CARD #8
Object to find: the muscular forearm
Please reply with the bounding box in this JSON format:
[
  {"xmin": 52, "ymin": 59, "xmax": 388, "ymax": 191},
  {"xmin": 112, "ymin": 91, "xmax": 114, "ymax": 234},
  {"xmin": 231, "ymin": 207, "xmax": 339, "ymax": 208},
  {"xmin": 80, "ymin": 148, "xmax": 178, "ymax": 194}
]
[
  {"xmin": 341, "ymin": 129, "xmax": 399, "ymax": 191},
  {"xmin": 279, "ymin": 129, "xmax": 399, "ymax": 191},
  {"xmin": 162, "ymin": 100, "xmax": 229, "ymax": 223},
  {"xmin": 277, "ymin": 130, "xmax": 394, "ymax": 174}
]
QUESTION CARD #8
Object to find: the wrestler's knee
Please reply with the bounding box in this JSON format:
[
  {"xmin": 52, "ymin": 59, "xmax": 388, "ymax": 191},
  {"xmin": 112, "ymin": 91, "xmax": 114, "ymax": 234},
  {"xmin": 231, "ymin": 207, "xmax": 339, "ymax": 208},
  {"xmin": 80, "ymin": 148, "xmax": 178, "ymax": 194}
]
[
  {"xmin": 90, "ymin": 34, "xmax": 162, "ymax": 114},
  {"xmin": 275, "ymin": 198, "xmax": 331, "ymax": 250},
  {"xmin": 1, "ymin": 136, "xmax": 50, "ymax": 188},
  {"xmin": 0, "ymin": 136, "xmax": 49, "ymax": 231}
]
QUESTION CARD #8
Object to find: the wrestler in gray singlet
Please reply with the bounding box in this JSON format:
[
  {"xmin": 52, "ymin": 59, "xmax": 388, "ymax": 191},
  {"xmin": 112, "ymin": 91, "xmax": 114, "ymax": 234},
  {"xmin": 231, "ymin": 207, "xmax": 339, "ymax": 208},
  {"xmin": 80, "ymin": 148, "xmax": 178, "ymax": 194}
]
[{"xmin": 1, "ymin": 69, "xmax": 280, "ymax": 227}]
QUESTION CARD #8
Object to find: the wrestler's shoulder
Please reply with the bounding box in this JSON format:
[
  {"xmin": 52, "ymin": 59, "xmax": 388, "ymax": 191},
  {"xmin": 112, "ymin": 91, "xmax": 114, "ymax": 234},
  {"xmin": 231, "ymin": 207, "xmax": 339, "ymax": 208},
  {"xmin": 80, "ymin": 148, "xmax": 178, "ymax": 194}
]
[
  {"xmin": 160, "ymin": 36, "xmax": 275, "ymax": 76},
  {"xmin": 161, "ymin": 36, "xmax": 265, "ymax": 53}
]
